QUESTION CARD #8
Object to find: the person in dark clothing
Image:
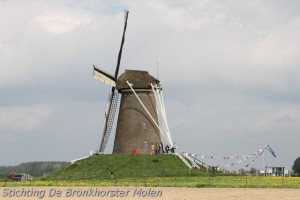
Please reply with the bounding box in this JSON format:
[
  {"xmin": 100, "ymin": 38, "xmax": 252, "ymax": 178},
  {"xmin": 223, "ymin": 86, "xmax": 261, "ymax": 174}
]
[
  {"xmin": 157, "ymin": 144, "xmax": 161, "ymax": 154},
  {"xmin": 155, "ymin": 143, "xmax": 159, "ymax": 155},
  {"xmin": 160, "ymin": 142, "xmax": 164, "ymax": 154},
  {"xmin": 165, "ymin": 145, "xmax": 170, "ymax": 154},
  {"xmin": 171, "ymin": 146, "xmax": 175, "ymax": 153}
]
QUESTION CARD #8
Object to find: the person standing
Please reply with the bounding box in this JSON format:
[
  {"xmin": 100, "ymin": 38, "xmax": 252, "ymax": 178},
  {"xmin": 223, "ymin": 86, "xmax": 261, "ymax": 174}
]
[
  {"xmin": 132, "ymin": 148, "xmax": 137, "ymax": 155},
  {"xmin": 8, "ymin": 172, "xmax": 13, "ymax": 179},
  {"xmin": 165, "ymin": 145, "xmax": 170, "ymax": 154},
  {"xmin": 157, "ymin": 143, "xmax": 161, "ymax": 155},
  {"xmin": 160, "ymin": 142, "xmax": 164, "ymax": 154},
  {"xmin": 150, "ymin": 143, "xmax": 155, "ymax": 155}
]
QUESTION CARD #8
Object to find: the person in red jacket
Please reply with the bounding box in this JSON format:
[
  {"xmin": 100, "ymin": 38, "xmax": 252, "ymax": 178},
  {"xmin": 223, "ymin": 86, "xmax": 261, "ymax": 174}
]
[
  {"xmin": 132, "ymin": 148, "xmax": 137, "ymax": 155},
  {"xmin": 8, "ymin": 172, "xmax": 14, "ymax": 179}
]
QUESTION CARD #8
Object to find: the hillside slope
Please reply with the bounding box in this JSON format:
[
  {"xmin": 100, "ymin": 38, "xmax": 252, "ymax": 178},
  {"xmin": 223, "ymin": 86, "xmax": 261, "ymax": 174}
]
[{"xmin": 47, "ymin": 154, "xmax": 204, "ymax": 179}]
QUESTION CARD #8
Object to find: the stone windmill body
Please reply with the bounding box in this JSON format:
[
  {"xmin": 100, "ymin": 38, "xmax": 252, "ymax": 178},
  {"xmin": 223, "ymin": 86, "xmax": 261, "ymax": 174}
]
[{"xmin": 92, "ymin": 11, "xmax": 173, "ymax": 154}]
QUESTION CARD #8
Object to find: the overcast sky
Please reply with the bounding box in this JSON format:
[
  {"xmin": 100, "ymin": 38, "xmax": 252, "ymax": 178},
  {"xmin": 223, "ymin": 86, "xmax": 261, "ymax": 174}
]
[{"xmin": 1, "ymin": 0, "xmax": 300, "ymax": 171}]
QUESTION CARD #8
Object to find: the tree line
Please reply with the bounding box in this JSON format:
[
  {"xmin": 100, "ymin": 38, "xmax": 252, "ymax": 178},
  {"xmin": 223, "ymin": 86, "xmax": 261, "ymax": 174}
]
[
  {"xmin": 293, "ymin": 157, "xmax": 300, "ymax": 176},
  {"xmin": 0, "ymin": 161, "xmax": 69, "ymax": 177}
]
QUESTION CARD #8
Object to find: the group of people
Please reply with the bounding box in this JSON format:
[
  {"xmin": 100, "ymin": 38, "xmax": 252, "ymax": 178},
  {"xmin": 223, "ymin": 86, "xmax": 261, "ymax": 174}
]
[
  {"xmin": 131, "ymin": 141, "xmax": 176, "ymax": 155},
  {"xmin": 150, "ymin": 143, "xmax": 175, "ymax": 155}
]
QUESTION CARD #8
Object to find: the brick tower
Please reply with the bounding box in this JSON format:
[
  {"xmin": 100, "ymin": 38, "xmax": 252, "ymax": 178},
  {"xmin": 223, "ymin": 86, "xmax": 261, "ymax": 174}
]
[{"xmin": 113, "ymin": 70, "xmax": 161, "ymax": 154}]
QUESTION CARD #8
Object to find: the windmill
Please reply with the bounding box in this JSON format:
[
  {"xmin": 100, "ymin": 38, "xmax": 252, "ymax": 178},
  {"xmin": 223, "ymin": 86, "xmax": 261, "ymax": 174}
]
[{"xmin": 93, "ymin": 10, "xmax": 173, "ymax": 154}]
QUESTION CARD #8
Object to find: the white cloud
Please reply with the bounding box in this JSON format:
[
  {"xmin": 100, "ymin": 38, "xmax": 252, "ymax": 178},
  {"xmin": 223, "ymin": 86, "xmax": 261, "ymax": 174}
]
[
  {"xmin": 34, "ymin": 11, "xmax": 91, "ymax": 34},
  {"xmin": 0, "ymin": 105, "xmax": 53, "ymax": 131},
  {"xmin": 250, "ymin": 17, "xmax": 300, "ymax": 67},
  {"xmin": 250, "ymin": 104, "xmax": 300, "ymax": 136}
]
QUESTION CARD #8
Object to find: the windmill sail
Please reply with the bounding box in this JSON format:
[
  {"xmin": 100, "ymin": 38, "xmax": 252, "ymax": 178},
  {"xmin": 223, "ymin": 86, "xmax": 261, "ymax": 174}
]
[
  {"xmin": 99, "ymin": 92, "xmax": 119, "ymax": 153},
  {"xmin": 114, "ymin": 10, "xmax": 129, "ymax": 82},
  {"xmin": 93, "ymin": 66, "xmax": 116, "ymax": 87},
  {"xmin": 98, "ymin": 10, "xmax": 129, "ymax": 153}
]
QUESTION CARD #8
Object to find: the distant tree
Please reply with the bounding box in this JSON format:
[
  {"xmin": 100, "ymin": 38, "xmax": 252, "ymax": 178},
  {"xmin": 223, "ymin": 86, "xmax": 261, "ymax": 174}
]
[
  {"xmin": 239, "ymin": 168, "xmax": 245, "ymax": 175},
  {"xmin": 52, "ymin": 163, "xmax": 62, "ymax": 171},
  {"xmin": 0, "ymin": 162, "xmax": 69, "ymax": 177},
  {"xmin": 292, "ymin": 157, "xmax": 300, "ymax": 176},
  {"xmin": 249, "ymin": 167, "xmax": 257, "ymax": 175}
]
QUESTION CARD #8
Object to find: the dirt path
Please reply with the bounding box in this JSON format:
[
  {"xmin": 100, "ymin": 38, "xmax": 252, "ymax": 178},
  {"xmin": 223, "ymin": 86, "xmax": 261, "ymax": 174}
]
[{"xmin": 1, "ymin": 187, "xmax": 300, "ymax": 200}]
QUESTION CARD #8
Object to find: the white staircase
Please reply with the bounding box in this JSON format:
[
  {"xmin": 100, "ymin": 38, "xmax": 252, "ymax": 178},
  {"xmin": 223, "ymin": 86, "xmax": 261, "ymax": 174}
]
[{"xmin": 175, "ymin": 152, "xmax": 193, "ymax": 169}]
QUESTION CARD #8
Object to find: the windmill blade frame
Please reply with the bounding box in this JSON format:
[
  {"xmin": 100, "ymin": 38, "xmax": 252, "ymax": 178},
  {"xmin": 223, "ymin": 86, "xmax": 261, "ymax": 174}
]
[
  {"xmin": 98, "ymin": 92, "xmax": 119, "ymax": 153},
  {"xmin": 98, "ymin": 10, "xmax": 129, "ymax": 153},
  {"xmin": 114, "ymin": 10, "xmax": 129, "ymax": 82},
  {"xmin": 93, "ymin": 65, "xmax": 116, "ymax": 87}
]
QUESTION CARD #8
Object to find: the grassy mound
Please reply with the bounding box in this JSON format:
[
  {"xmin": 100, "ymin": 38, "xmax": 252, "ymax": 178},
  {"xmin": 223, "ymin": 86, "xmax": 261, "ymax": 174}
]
[{"xmin": 47, "ymin": 154, "xmax": 205, "ymax": 179}]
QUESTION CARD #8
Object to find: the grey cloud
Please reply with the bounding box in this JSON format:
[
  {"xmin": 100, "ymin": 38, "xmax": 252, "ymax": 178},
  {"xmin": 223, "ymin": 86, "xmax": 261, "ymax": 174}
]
[{"xmin": 0, "ymin": 0, "xmax": 300, "ymax": 170}]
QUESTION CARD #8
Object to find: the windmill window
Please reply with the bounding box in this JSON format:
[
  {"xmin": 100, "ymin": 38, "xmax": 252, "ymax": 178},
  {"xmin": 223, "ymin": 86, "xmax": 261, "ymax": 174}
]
[
  {"xmin": 144, "ymin": 141, "xmax": 148, "ymax": 148},
  {"xmin": 143, "ymin": 122, "xmax": 147, "ymax": 130}
]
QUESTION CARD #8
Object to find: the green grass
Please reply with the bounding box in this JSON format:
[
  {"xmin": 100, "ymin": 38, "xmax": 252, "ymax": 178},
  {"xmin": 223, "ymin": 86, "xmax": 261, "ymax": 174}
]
[
  {"xmin": 0, "ymin": 174, "xmax": 7, "ymax": 180},
  {"xmin": 46, "ymin": 154, "xmax": 206, "ymax": 179},
  {"xmin": 1, "ymin": 176, "xmax": 300, "ymax": 188},
  {"xmin": 1, "ymin": 154, "xmax": 299, "ymax": 188}
]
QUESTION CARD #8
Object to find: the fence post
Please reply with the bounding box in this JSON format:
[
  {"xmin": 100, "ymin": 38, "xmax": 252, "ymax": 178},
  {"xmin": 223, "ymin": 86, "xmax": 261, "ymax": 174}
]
[
  {"xmin": 111, "ymin": 171, "xmax": 114, "ymax": 179},
  {"xmin": 144, "ymin": 176, "xmax": 147, "ymax": 186}
]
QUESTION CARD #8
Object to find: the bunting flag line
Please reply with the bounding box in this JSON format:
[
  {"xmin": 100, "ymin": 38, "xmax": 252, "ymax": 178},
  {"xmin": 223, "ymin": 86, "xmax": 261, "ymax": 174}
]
[{"xmin": 192, "ymin": 144, "xmax": 276, "ymax": 170}]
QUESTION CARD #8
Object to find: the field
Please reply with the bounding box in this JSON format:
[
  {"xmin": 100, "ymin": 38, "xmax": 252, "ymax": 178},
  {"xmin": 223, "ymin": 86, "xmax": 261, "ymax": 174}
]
[
  {"xmin": 2, "ymin": 177, "xmax": 300, "ymax": 200},
  {"xmin": 1, "ymin": 186, "xmax": 300, "ymax": 200},
  {"xmin": 1, "ymin": 154, "xmax": 300, "ymax": 188},
  {"xmin": 1, "ymin": 175, "xmax": 300, "ymax": 188},
  {"xmin": 1, "ymin": 154, "xmax": 300, "ymax": 200}
]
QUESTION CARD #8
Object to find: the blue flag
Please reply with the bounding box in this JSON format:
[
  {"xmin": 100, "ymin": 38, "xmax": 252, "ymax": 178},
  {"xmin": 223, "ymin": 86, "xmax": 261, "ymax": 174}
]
[{"xmin": 265, "ymin": 145, "xmax": 276, "ymax": 158}]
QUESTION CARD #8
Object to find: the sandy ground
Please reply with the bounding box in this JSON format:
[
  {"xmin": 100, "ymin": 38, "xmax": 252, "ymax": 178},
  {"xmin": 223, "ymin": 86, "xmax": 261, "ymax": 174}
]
[{"xmin": 1, "ymin": 186, "xmax": 300, "ymax": 200}]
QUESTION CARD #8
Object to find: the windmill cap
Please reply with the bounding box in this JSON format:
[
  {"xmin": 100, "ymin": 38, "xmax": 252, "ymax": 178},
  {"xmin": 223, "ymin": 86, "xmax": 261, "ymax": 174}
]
[{"xmin": 116, "ymin": 69, "xmax": 159, "ymax": 90}]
